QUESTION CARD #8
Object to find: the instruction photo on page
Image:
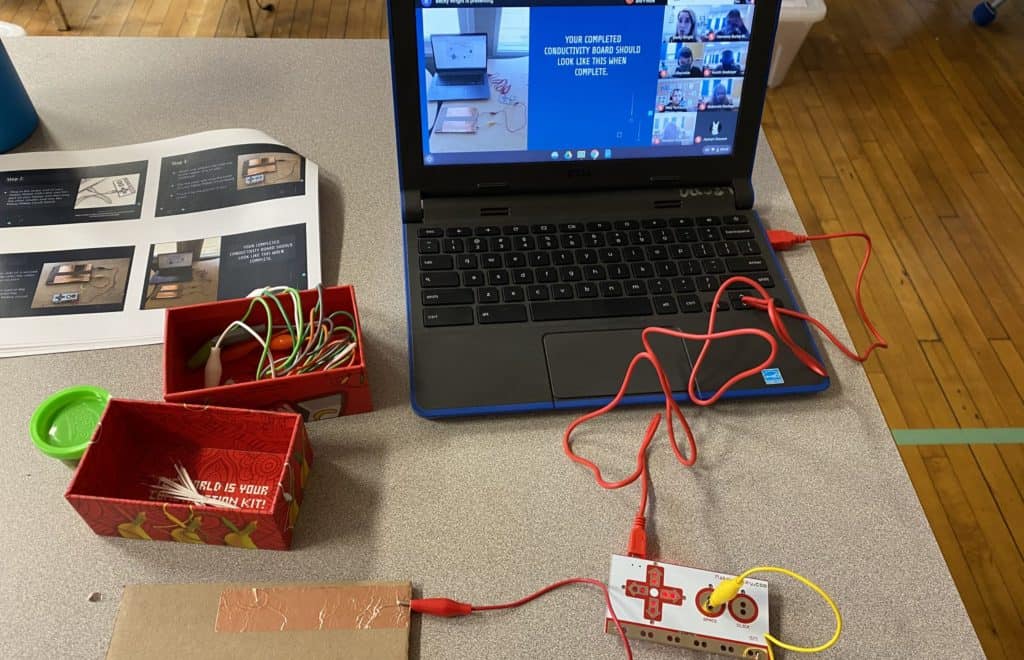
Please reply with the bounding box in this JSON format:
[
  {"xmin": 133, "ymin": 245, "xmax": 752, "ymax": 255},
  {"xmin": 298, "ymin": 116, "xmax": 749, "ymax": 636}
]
[{"xmin": 0, "ymin": 129, "xmax": 322, "ymax": 357}]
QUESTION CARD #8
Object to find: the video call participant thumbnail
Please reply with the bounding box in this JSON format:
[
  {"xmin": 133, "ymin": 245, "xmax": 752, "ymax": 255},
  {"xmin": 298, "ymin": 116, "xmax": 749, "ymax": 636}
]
[
  {"xmin": 669, "ymin": 7, "xmax": 698, "ymax": 42},
  {"xmin": 673, "ymin": 45, "xmax": 702, "ymax": 77},
  {"xmin": 655, "ymin": 80, "xmax": 701, "ymax": 112},
  {"xmin": 702, "ymin": 43, "xmax": 748, "ymax": 76}
]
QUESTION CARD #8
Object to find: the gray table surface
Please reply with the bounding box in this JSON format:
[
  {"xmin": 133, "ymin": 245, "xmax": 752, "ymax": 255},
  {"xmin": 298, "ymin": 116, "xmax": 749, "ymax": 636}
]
[{"xmin": 0, "ymin": 38, "xmax": 982, "ymax": 659}]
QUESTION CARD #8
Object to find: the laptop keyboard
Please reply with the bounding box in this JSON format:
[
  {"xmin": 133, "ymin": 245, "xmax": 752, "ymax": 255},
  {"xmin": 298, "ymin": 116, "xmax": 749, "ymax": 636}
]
[
  {"xmin": 438, "ymin": 74, "xmax": 484, "ymax": 86},
  {"xmin": 414, "ymin": 215, "xmax": 775, "ymax": 327}
]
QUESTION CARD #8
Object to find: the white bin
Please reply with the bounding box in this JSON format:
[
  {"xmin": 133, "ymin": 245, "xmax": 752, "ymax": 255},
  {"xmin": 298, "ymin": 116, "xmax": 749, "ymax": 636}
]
[{"xmin": 768, "ymin": 0, "xmax": 827, "ymax": 87}]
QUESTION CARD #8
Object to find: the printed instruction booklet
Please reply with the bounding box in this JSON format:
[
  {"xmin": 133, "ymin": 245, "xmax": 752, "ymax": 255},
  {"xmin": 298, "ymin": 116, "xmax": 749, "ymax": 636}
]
[{"xmin": 0, "ymin": 129, "xmax": 322, "ymax": 357}]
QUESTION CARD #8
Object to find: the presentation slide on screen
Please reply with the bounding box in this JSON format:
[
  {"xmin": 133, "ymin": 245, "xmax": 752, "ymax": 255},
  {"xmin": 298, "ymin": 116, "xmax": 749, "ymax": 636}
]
[{"xmin": 419, "ymin": 0, "xmax": 752, "ymax": 163}]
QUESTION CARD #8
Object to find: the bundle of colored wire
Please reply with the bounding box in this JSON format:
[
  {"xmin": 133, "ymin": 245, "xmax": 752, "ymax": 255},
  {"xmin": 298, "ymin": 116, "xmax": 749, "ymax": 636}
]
[{"xmin": 210, "ymin": 284, "xmax": 357, "ymax": 384}]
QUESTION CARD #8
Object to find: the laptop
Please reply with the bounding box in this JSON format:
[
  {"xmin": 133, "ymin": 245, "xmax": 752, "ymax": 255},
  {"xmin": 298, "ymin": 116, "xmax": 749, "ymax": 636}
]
[
  {"xmin": 387, "ymin": 0, "xmax": 829, "ymax": 418},
  {"xmin": 427, "ymin": 33, "xmax": 491, "ymax": 101},
  {"xmin": 152, "ymin": 252, "xmax": 194, "ymax": 284}
]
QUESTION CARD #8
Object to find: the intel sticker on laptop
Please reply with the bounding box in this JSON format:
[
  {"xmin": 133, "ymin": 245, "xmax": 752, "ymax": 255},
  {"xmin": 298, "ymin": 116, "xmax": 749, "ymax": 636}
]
[{"xmin": 761, "ymin": 368, "xmax": 784, "ymax": 385}]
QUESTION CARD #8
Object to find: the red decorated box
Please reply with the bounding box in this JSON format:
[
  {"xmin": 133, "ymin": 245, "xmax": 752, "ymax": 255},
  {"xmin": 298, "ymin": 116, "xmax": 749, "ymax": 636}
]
[
  {"xmin": 163, "ymin": 285, "xmax": 371, "ymax": 421},
  {"xmin": 65, "ymin": 399, "xmax": 312, "ymax": 551}
]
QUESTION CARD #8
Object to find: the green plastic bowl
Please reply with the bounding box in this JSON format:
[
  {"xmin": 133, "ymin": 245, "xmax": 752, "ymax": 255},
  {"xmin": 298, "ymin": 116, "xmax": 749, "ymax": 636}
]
[{"xmin": 29, "ymin": 386, "xmax": 110, "ymax": 460}]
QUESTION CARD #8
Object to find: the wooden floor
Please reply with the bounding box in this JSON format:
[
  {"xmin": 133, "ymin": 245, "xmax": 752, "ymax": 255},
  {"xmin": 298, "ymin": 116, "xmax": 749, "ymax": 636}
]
[{"xmin": 4, "ymin": 0, "xmax": 1023, "ymax": 655}]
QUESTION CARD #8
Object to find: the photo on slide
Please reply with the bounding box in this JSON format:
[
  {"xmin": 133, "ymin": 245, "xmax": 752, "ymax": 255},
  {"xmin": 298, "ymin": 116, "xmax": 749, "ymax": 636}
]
[
  {"xmin": 423, "ymin": 7, "xmax": 530, "ymax": 157},
  {"xmin": 236, "ymin": 152, "xmax": 302, "ymax": 190},
  {"xmin": 142, "ymin": 238, "xmax": 222, "ymax": 310},
  {"xmin": 74, "ymin": 174, "xmax": 141, "ymax": 209},
  {"xmin": 32, "ymin": 257, "xmax": 131, "ymax": 310}
]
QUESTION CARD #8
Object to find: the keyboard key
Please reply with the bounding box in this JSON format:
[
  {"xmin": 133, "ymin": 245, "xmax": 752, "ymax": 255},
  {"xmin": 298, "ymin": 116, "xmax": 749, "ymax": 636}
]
[
  {"xmin": 490, "ymin": 236, "xmax": 511, "ymax": 251},
  {"xmin": 527, "ymin": 285, "xmax": 550, "ymax": 301},
  {"xmin": 698, "ymin": 227, "xmax": 721, "ymax": 242},
  {"xmin": 624, "ymin": 247, "xmax": 646, "ymax": 262},
  {"xmin": 420, "ymin": 255, "xmax": 454, "ymax": 270},
  {"xmin": 583, "ymin": 232, "xmax": 606, "ymax": 247},
  {"xmin": 532, "ymin": 223, "xmax": 557, "ymax": 234},
  {"xmin": 727, "ymin": 257, "xmax": 768, "ymax": 272},
  {"xmin": 724, "ymin": 214, "xmax": 748, "ymax": 225},
  {"xmin": 672, "ymin": 277, "xmax": 696, "ymax": 293},
  {"xmin": 586, "ymin": 221, "xmax": 612, "ymax": 231},
  {"xmin": 676, "ymin": 228, "xmax": 698, "ymax": 242},
  {"xmin": 505, "ymin": 253, "xmax": 526, "ymax": 268},
  {"xmin": 642, "ymin": 218, "xmax": 667, "ymax": 228},
  {"xmin": 625, "ymin": 280, "xmax": 647, "ymax": 296},
  {"xmin": 653, "ymin": 229, "xmax": 674, "ymax": 244},
  {"xmin": 752, "ymin": 272, "xmax": 775, "ymax": 288},
  {"xmin": 599, "ymin": 248, "xmax": 622, "ymax": 263},
  {"xmin": 422, "ymin": 289, "xmax": 473, "ymax": 305},
  {"xmin": 601, "ymin": 281, "xmax": 624, "ymax": 297},
  {"xmin": 706, "ymin": 300, "xmax": 730, "ymax": 312},
  {"xmin": 630, "ymin": 231, "xmax": 651, "ymax": 245},
  {"xmin": 722, "ymin": 226, "xmax": 755, "ymax": 239},
  {"xmin": 537, "ymin": 267, "xmax": 559, "ymax": 283},
  {"xmin": 679, "ymin": 260, "xmax": 702, "ymax": 276},
  {"xmin": 702, "ymin": 258, "xmax": 726, "ymax": 274},
  {"xmin": 561, "ymin": 234, "xmax": 582, "ymax": 249},
  {"xmin": 614, "ymin": 220, "xmax": 639, "ymax": 230},
  {"xmin": 479, "ymin": 304, "xmax": 528, "ymax": 324},
  {"xmin": 650, "ymin": 278, "xmax": 672, "ymax": 294},
  {"xmin": 559, "ymin": 222, "xmax": 584, "ymax": 232},
  {"xmin": 647, "ymin": 246, "xmax": 668, "ymax": 260},
  {"xmin": 515, "ymin": 236, "xmax": 536, "ymax": 251},
  {"xmin": 738, "ymin": 240, "xmax": 761, "ymax": 256},
  {"xmin": 552, "ymin": 284, "xmax": 574, "ymax": 300},
  {"xmin": 529, "ymin": 252, "xmax": 551, "ymax": 267},
  {"xmin": 653, "ymin": 296, "xmax": 678, "ymax": 314},
  {"xmin": 669, "ymin": 245, "xmax": 692, "ymax": 259},
  {"xmin": 418, "ymin": 239, "xmax": 440, "ymax": 254},
  {"xmin": 576, "ymin": 249, "xmax": 599, "ymax": 264},
  {"xmin": 678, "ymin": 294, "xmax": 702, "ymax": 313},
  {"xmin": 446, "ymin": 227, "xmax": 473, "ymax": 237},
  {"xmin": 729, "ymin": 293, "xmax": 753, "ymax": 310},
  {"xmin": 560, "ymin": 266, "xmax": 582, "ymax": 282},
  {"xmin": 584, "ymin": 265, "xmax": 606, "ymax": 280},
  {"xmin": 418, "ymin": 227, "xmax": 443, "ymax": 238},
  {"xmin": 554, "ymin": 250, "xmax": 575, "ymax": 266},
  {"xmin": 608, "ymin": 264, "xmax": 631, "ymax": 279},
  {"xmin": 482, "ymin": 254, "xmax": 502, "ymax": 268},
  {"xmin": 476, "ymin": 226, "xmax": 500, "ymax": 236},
  {"xmin": 468, "ymin": 237, "xmax": 488, "ymax": 253},
  {"xmin": 576, "ymin": 282, "xmax": 599, "ymax": 298},
  {"xmin": 503, "ymin": 286, "xmax": 525, "ymax": 302},
  {"xmin": 504, "ymin": 224, "xmax": 530, "ymax": 235},
  {"xmin": 457, "ymin": 255, "xmax": 478, "ymax": 269},
  {"xmin": 424, "ymin": 307, "xmax": 473, "ymax": 327},
  {"xmin": 696, "ymin": 216, "xmax": 721, "ymax": 226},
  {"xmin": 421, "ymin": 272, "xmax": 459, "ymax": 288},
  {"xmin": 656, "ymin": 262, "xmax": 679, "ymax": 277},
  {"xmin": 669, "ymin": 217, "xmax": 694, "ymax": 227},
  {"xmin": 716, "ymin": 242, "xmax": 738, "ymax": 257},
  {"xmin": 531, "ymin": 298, "xmax": 653, "ymax": 321},
  {"xmin": 512, "ymin": 269, "xmax": 534, "ymax": 284},
  {"xmin": 463, "ymin": 271, "xmax": 485, "ymax": 287},
  {"xmin": 632, "ymin": 262, "xmax": 654, "ymax": 278},
  {"xmin": 693, "ymin": 243, "xmax": 715, "ymax": 258},
  {"xmin": 696, "ymin": 275, "xmax": 718, "ymax": 292},
  {"xmin": 608, "ymin": 231, "xmax": 628, "ymax": 247},
  {"xmin": 538, "ymin": 235, "xmax": 558, "ymax": 250},
  {"xmin": 488, "ymin": 270, "xmax": 510, "ymax": 285},
  {"xmin": 477, "ymin": 287, "xmax": 500, "ymax": 303}
]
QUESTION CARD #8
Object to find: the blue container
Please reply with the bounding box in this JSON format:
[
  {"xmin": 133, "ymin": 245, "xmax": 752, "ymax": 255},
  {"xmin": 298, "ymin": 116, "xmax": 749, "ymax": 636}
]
[{"xmin": 0, "ymin": 40, "xmax": 38, "ymax": 152}]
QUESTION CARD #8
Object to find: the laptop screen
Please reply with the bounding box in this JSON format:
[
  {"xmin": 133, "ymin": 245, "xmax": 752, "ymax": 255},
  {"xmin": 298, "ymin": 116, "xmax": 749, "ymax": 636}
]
[
  {"xmin": 432, "ymin": 34, "xmax": 488, "ymax": 71},
  {"xmin": 416, "ymin": 0, "xmax": 756, "ymax": 167}
]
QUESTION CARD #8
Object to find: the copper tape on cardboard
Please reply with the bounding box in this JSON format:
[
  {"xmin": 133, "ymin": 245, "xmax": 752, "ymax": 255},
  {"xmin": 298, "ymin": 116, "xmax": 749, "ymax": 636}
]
[{"xmin": 216, "ymin": 584, "xmax": 411, "ymax": 632}]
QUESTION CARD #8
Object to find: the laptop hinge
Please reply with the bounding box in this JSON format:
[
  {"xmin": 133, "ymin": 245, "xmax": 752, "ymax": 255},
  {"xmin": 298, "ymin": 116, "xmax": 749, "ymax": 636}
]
[
  {"xmin": 732, "ymin": 178, "xmax": 754, "ymax": 210},
  {"xmin": 402, "ymin": 189, "xmax": 423, "ymax": 223}
]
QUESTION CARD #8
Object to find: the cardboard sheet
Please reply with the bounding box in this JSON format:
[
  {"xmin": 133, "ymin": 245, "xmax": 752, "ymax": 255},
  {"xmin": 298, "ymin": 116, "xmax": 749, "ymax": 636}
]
[{"xmin": 106, "ymin": 582, "xmax": 411, "ymax": 660}]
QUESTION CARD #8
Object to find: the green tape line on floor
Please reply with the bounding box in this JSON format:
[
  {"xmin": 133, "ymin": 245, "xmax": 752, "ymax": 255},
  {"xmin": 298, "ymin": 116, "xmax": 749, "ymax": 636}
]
[{"xmin": 892, "ymin": 428, "xmax": 1024, "ymax": 445}]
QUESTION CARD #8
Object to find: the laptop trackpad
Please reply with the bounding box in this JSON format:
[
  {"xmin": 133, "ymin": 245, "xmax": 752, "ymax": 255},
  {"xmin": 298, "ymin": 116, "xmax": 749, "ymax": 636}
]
[{"xmin": 543, "ymin": 329, "xmax": 693, "ymax": 400}]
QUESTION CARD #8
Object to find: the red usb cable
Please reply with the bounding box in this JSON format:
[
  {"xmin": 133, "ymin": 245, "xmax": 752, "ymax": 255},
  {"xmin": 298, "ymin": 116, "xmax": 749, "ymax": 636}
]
[{"xmin": 407, "ymin": 578, "xmax": 634, "ymax": 660}]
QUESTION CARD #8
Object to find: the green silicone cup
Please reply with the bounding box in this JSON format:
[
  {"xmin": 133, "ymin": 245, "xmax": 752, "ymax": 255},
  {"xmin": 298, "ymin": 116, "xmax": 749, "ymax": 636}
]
[{"xmin": 29, "ymin": 385, "xmax": 111, "ymax": 460}]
